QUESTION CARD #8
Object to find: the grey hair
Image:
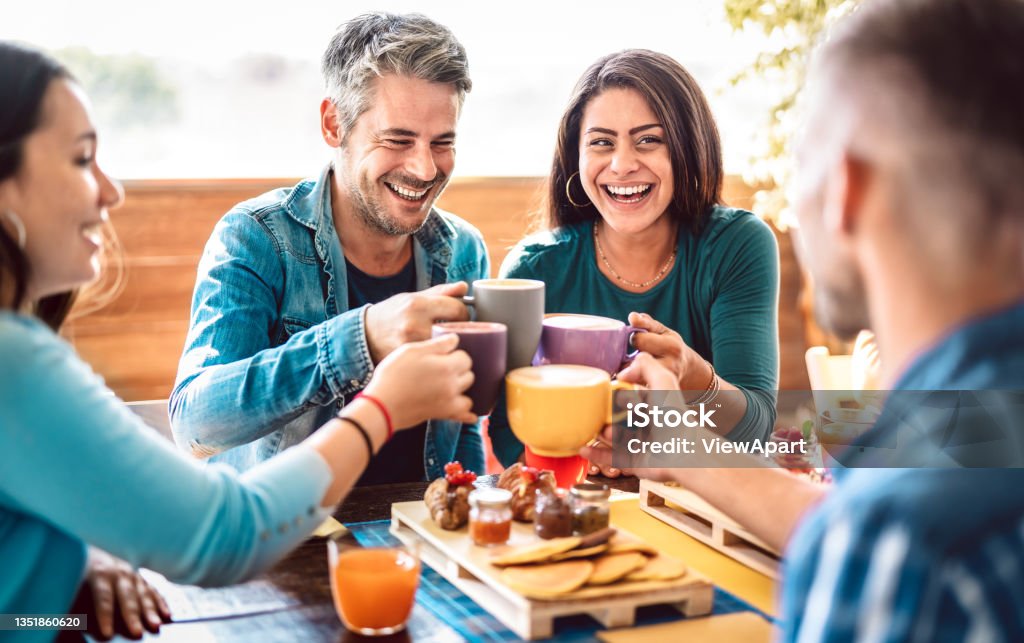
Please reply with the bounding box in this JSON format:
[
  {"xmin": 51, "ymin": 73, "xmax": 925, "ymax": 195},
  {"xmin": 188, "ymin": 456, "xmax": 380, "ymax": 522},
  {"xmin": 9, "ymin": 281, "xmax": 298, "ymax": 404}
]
[{"xmin": 321, "ymin": 12, "xmax": 472, "ymax": 135}]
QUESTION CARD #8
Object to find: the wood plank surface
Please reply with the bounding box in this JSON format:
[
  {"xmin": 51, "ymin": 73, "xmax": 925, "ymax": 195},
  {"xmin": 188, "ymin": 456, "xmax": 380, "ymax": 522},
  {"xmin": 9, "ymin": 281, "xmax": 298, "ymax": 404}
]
[
  {"xmin": 61, "ymin": 176, "xmax": 808, "ymax": 401},
  {"xmin": 639, "ymin": 480, "xmax": 782, "ymax": 579}
]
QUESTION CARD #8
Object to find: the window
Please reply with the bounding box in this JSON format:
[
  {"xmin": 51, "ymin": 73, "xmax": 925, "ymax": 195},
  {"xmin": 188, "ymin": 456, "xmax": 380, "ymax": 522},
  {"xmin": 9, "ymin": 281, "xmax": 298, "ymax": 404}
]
[{"xmin": 10, "ymin": 0, "xmax": 775, "ymax": 179}]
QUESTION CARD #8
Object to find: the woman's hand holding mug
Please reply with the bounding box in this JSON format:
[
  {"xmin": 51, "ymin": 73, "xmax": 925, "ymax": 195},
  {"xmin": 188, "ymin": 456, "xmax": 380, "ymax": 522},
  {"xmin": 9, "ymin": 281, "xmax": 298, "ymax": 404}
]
[{"xmin": 362, "ymin": 334, "xmax": 478, "ymax": 429}]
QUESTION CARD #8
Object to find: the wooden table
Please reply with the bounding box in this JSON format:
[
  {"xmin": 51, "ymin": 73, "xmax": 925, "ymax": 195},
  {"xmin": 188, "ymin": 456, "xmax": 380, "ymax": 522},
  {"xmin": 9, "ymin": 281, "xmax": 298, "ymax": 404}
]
[{"xmin": 128, "ymin": 475, "xmax": 775, "ymax": 641}]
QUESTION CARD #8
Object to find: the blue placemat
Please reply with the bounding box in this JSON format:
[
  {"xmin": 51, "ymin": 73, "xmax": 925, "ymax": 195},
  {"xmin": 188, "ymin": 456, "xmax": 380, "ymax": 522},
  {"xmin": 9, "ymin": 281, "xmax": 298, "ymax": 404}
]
[{"xmin": 348, "ymin": 519, "xmax": 773, "ymax": 642}]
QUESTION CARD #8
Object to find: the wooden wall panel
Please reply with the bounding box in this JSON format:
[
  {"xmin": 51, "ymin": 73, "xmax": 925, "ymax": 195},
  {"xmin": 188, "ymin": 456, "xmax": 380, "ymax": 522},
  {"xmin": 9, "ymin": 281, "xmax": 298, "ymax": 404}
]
[
  {"xmin": 436, "ymin": 177, "xmax": 546, "ymax": 272},
  {"xmin": 775, "ymin": 223, "xmax": 811, "ymax": 390},
  {"xmin": 62, "ymin": 176, "xmax": 808, "ymax": 401},
  {"xmin": 69, "ymin": 328, "xmax": 187, "ymax": 402}
]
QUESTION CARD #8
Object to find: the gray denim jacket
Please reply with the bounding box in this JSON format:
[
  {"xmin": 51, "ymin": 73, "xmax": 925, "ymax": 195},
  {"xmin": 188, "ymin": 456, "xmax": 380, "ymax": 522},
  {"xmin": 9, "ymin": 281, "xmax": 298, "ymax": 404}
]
[{"xmin": 169, "ymin": 165, "xmax": 491, "ymax": 479}]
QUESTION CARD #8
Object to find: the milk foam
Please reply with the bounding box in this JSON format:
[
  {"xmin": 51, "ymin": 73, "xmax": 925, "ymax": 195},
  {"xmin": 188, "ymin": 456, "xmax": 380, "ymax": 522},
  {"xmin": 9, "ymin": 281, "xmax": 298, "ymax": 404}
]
[
  {"xmin": 507, "ymin": 364, "xmax": 609, "ymax": 387},
  {"xmin": 544, "ymin": 314, "xmax": 622, "ymax": 330}
]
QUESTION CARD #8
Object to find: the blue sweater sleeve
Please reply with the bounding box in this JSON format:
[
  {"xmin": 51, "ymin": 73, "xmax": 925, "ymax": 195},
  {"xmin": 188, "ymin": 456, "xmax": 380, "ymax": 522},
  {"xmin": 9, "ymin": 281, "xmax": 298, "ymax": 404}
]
[{"xmin": 0, "ymin": 315, "xmax": 332, "ymax": 591}]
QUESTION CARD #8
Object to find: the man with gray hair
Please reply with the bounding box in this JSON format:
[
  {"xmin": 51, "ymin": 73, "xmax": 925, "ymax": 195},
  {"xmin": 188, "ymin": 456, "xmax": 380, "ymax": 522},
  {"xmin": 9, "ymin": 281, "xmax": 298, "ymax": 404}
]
[
  {"xmin": 170, "ymin": 13, "xmax": 490, "ymax": 485},
  {"xmin": 587, "ymin": 0, "xmax": 1024, "ymax": 638}
]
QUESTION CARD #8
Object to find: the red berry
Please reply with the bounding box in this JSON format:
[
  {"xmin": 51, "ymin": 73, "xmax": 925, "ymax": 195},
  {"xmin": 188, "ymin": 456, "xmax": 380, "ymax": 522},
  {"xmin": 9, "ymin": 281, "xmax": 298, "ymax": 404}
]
[{"xmin": 446, "ymin": 470, "xmax": 477, "ymax": 486}]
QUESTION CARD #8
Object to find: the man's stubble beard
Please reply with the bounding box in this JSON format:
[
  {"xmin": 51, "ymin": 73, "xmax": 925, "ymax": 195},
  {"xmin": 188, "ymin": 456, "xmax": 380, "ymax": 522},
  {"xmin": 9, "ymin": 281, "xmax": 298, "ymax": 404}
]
[
  {"xmin": 794, "ymin": 180, "xmax": 872, "ymax": 342},
  {"xmin": 347, "ymin": 170, "xmax": 448, "ymax": 237},
  {"xmin": 814, "ymin": 272, "xmax": 871, "ymax": 342}
]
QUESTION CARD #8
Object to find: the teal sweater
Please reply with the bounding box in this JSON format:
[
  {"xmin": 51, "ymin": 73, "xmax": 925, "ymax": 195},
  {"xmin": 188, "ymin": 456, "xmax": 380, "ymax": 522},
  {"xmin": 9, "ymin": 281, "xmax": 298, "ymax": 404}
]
[
  {"xmin": 0, "ymin": 313, "xmax": 332, "ymax": 642},
  {"xmin": 489, "ymin": 206, "xmax": 779, "ymax": 464}
]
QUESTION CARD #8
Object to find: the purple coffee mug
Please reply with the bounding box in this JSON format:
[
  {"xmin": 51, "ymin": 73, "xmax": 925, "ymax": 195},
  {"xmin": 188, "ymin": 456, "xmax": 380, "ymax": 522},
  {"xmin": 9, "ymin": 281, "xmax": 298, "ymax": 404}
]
[
  {"xmin": 534, "ymin": 314, "xmax": 644, "ymax": 375},
  {"xmin": 431, "ymin": 321, "xmax": 508, "ymax": 416}
]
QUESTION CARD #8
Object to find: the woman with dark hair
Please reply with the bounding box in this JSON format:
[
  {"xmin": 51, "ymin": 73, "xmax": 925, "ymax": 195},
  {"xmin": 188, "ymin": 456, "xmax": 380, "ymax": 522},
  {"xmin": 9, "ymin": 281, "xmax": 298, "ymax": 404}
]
[
  {"xmin": 0, "ymin": 42, "xmax": 476, "ymax": 641},
  {"xmin": 490, "ymin": 50, "xmax": 779, "ymax": 468}
]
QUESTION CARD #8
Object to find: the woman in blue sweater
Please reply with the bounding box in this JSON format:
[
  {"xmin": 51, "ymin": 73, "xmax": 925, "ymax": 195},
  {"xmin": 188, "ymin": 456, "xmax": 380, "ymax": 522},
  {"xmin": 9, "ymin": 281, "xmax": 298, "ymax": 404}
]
[{"xmin": 0, "ymin": 43, "xmax": 476, "ymax": 641}]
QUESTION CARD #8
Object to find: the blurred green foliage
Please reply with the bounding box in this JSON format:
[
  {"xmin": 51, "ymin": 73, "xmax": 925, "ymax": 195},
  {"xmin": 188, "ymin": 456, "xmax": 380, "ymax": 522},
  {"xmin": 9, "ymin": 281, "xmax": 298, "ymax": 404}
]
[
  {"xmin": 53, "ymin": 47, "xmax": 179, "ymax": 128},
  {"xmin": 724, "ymin": 0, "xmax": 859, "ymax": 225}
]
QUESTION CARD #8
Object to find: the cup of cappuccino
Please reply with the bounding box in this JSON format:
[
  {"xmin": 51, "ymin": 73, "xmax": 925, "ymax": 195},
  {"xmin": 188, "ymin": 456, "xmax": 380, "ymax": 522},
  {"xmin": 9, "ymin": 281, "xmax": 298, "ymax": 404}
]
[
  {"xmin": 535, "ymin": 313, "xmax": 643, "ymax": 375},
  {"xmin": 462, "ymin": 279, "xmax": 544, "ymax": 370},
  {"xmin": 431, "ymin": 321, "xmax": 507, "ymax": 416},
  {"xmin": 505, "ymin": 364, "xmax": 636, "ymax": 457}
]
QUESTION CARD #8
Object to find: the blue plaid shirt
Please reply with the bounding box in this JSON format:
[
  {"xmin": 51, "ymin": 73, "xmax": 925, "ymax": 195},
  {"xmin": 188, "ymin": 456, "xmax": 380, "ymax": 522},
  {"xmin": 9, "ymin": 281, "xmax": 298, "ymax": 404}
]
[{"xmin": 781, "ymin": 300, "xmax": 1024, "ymax": 642}]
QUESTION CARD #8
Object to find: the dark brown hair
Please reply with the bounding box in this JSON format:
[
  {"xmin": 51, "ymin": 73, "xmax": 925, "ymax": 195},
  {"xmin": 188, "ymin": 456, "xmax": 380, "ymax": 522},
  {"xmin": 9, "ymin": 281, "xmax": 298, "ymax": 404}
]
[
  {"xmin": 545, "ymin": 49, "xmax": 723, "ymax": 233},
  {"xmin": 0, "ymin": 42, "xmax": 77, "ymax": 329}
]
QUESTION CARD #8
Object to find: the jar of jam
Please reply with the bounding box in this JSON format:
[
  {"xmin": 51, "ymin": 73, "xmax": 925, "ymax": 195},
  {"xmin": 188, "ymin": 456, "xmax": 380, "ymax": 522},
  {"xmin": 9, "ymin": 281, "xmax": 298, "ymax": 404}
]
[
  {"xmin": 571, "ymin": 483, "xmax": 610, "ymax": 535},
  {"xmin": 468, "ymin": 487, "xmax": 513, "ymax": 547},
  {"xmin": 534, "ymin": 489, "xmax": 572, "ymax": 539}
]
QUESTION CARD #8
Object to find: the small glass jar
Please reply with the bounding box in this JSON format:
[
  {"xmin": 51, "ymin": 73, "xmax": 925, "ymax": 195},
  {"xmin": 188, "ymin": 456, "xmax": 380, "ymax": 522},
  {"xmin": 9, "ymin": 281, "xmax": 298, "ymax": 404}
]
[
  {"xmin": 468, "ymin": 487, "xmax": 513, "ymax": 547},
  {"xmin": 534, "ymin": 489, "xmax": 573, "ymax": 539},
  {"xmin": 570, "ymin": 483, "xmax": 611, "ymax": 535}
]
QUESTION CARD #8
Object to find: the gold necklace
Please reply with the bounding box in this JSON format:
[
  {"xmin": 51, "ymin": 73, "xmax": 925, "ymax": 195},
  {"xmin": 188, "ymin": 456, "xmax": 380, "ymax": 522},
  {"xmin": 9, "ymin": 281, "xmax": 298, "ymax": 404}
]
[{"xmin": 593, "ymin": 224, "xmax": 676, "ymax": 289}]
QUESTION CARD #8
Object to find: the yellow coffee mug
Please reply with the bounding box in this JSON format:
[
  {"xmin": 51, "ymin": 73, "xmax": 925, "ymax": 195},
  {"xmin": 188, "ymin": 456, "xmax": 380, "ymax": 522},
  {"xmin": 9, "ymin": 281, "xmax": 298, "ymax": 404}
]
[{"xmin": 505, "ymin": 364, "xmax": 636, "ymax": 457}]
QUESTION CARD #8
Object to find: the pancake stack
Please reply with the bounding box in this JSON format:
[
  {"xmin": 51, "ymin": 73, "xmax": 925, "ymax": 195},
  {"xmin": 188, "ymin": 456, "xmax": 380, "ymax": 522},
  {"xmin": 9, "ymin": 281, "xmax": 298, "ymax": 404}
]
[{"xmin": 488, "ymin": 528, "xmax": 688, "ymax": 599}]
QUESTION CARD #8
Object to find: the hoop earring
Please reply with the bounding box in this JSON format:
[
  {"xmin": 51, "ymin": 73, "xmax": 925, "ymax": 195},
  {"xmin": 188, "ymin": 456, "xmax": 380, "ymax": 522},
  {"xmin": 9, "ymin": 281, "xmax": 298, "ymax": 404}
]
[
  {"xmin": 1, "ymin": 209, "xmax": 26, "ymax": 249},
  {"xmin": 565, "ymin": 172, "xmax": 592, "ymax": 208}
]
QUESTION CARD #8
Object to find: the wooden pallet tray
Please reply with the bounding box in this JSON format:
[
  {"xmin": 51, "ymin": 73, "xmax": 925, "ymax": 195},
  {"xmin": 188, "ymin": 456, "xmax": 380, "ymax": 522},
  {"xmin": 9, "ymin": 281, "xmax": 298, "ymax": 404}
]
[
  {"xmin": 391, "ymin": 500, "xmax": 713, "ymax": 640},
  {"xmin": 639, "ymin": 480, "xmax": 781, "ymax": 579}
]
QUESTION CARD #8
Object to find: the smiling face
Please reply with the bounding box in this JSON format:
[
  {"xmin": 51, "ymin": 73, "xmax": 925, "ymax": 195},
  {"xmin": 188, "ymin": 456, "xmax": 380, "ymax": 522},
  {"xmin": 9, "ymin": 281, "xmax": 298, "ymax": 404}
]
[
  {"xmin": 577, "ymin": 87, "xmax": 674, "ymax": 235},
  {"xmin": 0, "ymin": 79, "xmax": 123, "ymax": 301},
  {"xmin": 330, "ymin": 74, "xmax": 459, "ymax": 236}
]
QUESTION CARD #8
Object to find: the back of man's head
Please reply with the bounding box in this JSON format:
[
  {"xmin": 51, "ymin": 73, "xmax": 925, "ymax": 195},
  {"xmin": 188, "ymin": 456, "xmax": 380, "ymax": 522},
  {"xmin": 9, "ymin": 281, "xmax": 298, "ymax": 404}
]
[
  {"xmin": 812, "ymin": 0, "xmax": 1024, "ymax": 250},
  {"xmin": 321, "ymin": 12, "xmax": 471, "ymax": 135}
]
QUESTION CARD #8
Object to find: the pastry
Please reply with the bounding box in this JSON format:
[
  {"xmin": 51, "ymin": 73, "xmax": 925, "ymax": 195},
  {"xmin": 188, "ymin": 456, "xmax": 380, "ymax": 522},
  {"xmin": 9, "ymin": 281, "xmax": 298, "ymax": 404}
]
[
  {"xmin": 624, "ymin": 554, "xmax": 688, "ymax": 582},
  {"xmin": 488, "ymin": 536, "xmax": 582, "ymax": 566},
  {"xmin": 586, "ymin": 552, "xmax": 648, "ymax": 585},
  {"xmin": 497, "ymin": 463, "xmax": 556, "ymax": 522},
  {"xmin": 500, "ymin": 560, "xmax": 594, "ymax": 598},
  {"xmin": 423, "ymin": 462, "xmax": 477, "ymax": 530}
]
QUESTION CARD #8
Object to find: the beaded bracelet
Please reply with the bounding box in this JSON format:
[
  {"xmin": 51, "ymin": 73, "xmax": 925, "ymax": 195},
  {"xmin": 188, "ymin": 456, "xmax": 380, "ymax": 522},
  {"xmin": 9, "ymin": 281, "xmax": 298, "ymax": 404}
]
[{"xmin": 689, "ymin": 360, "xmax": 720, "ymax": 405}]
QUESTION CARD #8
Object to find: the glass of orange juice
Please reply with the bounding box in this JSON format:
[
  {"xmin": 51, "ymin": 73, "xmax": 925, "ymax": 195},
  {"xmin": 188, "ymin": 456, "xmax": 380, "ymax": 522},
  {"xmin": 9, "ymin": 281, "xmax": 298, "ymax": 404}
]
[{"xmin": 327, "ymin": 533, "xmax": 420, "ymax": 636}]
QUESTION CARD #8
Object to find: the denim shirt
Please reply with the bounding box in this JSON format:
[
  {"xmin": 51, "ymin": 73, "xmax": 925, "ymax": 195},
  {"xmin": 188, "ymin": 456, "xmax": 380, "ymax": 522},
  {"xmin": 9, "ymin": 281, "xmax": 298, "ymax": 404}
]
[{"xmin": 169, "ymin": 165, "xmax": 491, "ymax": 480}]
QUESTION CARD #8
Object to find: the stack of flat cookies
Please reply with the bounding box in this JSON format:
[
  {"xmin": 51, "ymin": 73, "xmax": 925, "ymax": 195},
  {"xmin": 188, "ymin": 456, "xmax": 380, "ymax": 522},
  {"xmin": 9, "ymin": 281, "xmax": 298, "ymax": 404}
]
[{"xmin": 488, "ymin": 528, "xmax": 688, "ymax": 599}]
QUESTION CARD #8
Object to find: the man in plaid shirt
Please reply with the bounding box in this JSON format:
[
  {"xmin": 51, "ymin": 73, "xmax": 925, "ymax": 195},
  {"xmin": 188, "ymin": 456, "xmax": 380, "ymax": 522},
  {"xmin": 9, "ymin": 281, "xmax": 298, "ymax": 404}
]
[
  {"xmin": 782, "ymin": 2, "xmax": 1024, "ymax": 632},
  {"xmin": 587, "ymin": 0, "xmax": 1024, "ymax": 639}
]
